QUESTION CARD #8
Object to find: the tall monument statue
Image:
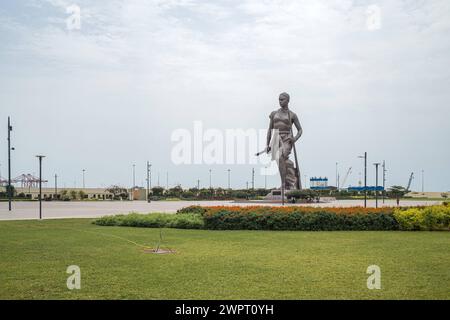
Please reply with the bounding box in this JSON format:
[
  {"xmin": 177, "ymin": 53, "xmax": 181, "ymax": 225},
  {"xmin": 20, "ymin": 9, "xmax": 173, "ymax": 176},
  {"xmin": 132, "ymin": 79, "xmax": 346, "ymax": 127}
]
[{"xmin": 266, "ymin": 92, "xmax": 303, "ymax": 190}]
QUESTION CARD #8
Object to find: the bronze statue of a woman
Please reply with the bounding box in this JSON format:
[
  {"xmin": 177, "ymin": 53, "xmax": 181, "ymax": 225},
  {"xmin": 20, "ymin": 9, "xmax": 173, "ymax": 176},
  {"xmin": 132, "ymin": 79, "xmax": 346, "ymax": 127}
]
[{"xmin": 266, "ymin": 92, "xmax": 303, "ymax": 190}]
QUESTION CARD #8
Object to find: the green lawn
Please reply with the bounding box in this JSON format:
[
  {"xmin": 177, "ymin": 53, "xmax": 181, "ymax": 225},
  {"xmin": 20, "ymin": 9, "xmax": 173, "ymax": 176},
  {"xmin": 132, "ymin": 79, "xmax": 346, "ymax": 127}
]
[{"xmin": 0, "ymin": 219, "xmax": 448, "ymax": 299}]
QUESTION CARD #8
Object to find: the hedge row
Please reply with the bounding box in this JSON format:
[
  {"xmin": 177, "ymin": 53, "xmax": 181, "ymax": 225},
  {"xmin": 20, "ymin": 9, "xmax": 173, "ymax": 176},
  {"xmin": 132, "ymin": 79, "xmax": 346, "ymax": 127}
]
[
  {"xmin": 394, "ymin": 205, "xmax": 450, "ymax": 231},
  {"xmin": 176, "ymin": 205, "xmax": 208, "ymax": 215},
  {"xmin": 93, "ymin": 213, "xmax": 204, "ymax": 229},
  {"xmin": 201, "ymin": 206, "xmax": 398, "ymax": 231},
  {"xmin": 93, "ymin": 204, "xmax": 450, "ymax": 231}
]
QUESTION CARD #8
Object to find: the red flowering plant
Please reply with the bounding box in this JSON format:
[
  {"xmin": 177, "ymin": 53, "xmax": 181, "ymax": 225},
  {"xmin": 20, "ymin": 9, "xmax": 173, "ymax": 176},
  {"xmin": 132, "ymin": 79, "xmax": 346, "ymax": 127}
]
[{"xmin": 198, "ymin": 206, "xmax": 398, "ymax": 231}]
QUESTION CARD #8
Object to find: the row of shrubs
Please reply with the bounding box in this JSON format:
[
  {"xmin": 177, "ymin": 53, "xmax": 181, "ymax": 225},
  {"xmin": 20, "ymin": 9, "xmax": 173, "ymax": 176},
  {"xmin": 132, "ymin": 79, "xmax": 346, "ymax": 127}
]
[
  {"xmin": 93, "ymin": 204, "xmax": 450, "ymax": 231},
  {"xmin": 94, "ymin": 213, "xmax": 204, "ymax": 229},
  {"xmin": 198, "ymin": 206, "xmax": 399, "ymax": 231},
  {"xmin": 394, "ymin": 204, "xmax": 450, "ymax": 231}
]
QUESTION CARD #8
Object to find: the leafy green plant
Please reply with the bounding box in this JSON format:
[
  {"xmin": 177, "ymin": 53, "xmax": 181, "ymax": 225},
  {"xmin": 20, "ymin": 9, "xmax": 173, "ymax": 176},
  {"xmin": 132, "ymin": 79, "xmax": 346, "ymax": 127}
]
[
  {"xmin": 202, "ymin": 206, "xmax": 399, "ymax": 231},
  {"xmin": 93, "ymin": 213, "xmax": 204, "ymax": 229},
  {"xmin": 176, "ymin": 205, "xmax": 207, "ymax": 215},
  {"xmin": 94, "ymin": 205, "xmax": 450, "ymax": 232},
  {"xmin": 70, "ymin": 190, "xmax": 78, "ymax": 200},
  {"xmin": 394, "ymin": 205, "xmax": 450, "ymax": 231}
]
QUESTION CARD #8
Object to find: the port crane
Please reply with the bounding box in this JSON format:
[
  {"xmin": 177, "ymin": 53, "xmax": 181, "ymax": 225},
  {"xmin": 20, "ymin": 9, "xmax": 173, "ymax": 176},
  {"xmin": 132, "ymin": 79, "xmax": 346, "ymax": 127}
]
[
  {"xmin": 406, "ymin": 172, "xmax": 414, "ymax": 192},
  {"xmin": 339, "ymin": 167, "xmax": 352, "ymax": 191}
]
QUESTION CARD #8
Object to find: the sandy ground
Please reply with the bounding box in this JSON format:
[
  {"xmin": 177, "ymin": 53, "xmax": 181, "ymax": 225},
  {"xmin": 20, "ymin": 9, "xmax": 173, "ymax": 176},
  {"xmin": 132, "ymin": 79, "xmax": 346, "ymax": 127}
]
[{"xmin": 0, "ymin": 199, "xmax": 443, "ymax": 221}]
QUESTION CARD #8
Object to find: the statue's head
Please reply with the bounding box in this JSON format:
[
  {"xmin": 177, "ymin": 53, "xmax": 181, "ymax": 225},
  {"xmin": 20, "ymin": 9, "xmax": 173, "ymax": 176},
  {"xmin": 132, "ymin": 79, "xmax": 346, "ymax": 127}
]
[{"xmin": 279, "ymin": 92, "xmax": 290, "ymax": 108}]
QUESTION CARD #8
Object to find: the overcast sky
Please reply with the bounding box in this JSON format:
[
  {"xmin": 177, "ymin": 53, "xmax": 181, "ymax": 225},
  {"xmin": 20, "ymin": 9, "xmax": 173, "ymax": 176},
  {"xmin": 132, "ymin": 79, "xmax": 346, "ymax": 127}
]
[{"xmin": 1, "ymin": 0, "xmax": 449, "ymax": 191}]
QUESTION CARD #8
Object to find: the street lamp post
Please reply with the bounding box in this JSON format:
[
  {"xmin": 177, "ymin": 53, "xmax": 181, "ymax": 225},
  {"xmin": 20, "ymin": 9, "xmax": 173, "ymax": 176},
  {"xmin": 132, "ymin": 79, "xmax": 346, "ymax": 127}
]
[
  {"xmin": 364, "ymin": 153, "xmax": 367, "ymax": 208},
  {"xmin": 82, "ymin": 169, "xmax": 86, "ymax": 189},
  {"xmin": 251, "ymin": 168, "xmax": 255, "ymax": 190},
  {"xmin": 7, "ymin": 117, "xmax": 13, "ymax": 211},
  {"xmin": 374, "ymin": 163, "xmax": 381, "ymax": 208},
  {"xmin": 382, "ymin": 161, "xmax": 386, "ymax": 204},
  {"xmin": 36, "ymin": 155, "xmax": 45, "ymax": 220},
  {"xmin": 132, "ymin": 164, "xmax": 136, "ymax": 188},
  {"xmin": 358, "ymin": 152, "xmax": 367, "ymax": 208},
  {"xmin": 54, "ymin": 174, "xmax": 58, "ymax": 200},
  {"xmin": 264, "ymin": 166, "xmax": 267, "ymax": 190},
  {"xmin": 335, "ymin": 162, "xmax": 338, "ymax": 189},
  {"xmin": 422, "ymin": 170, "xmax": 424, "ymax": 193},
  {"xmin": 209, "ymin": 169, "xmax": 212, "ymax": 189},
  {"xmin": 227, "ymin": 169, "xmax": 231, "ymax": 190},
  {"xmin": 147, "ymin": 162, "xmax": 151, "ymax": 203}
]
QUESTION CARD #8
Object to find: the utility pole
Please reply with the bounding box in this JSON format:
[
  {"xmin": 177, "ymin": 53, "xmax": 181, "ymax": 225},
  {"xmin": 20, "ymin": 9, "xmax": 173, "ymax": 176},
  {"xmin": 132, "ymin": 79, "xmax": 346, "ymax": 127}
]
[
  {"xmin": 364, "ymin": 152, "xmax": 367, "ymax": 208},
  {"xmin": 422, "ymin": 169, "xmax": 424, "ymax": 193},
  {"xmin": 36, "ymin": 155, "xmax": 45, "ymax": 220},
  {"xmin": 374, "ymin": 163, "xmax": 380, "ymax": 208},
  {"xmin": 149, "ymin": 164, "xmax": 152, "ymax": 189},
  {"xmin": 251, "ymin": 168, "xmax": 255, "ymax": 190},
  {"xmin": 197, "ymin": 179, "xmax": 200, "ymax": 190},
  {"xmin": 335, "ymin": 162, "xmax": 338, "ymax": 189},
  {"xmin": 8, "ymin": 117, "xmax": 13, "ymax": 211},
  {"xmin": 227, "ymin": 169, "xmax": 231, "ymax": 189},
  {"xmin": 209, "ymin": 169, "xmax": 212, "ymax": 189},
  {"xmin": 54, "ymin": 174, "xmax": 58, "ymax": 200},
  {"xmin": 358, "ymin": 152, "xmax": 367, "ymax": 208},
  {"xmin": 166, "ymin": 171, "xmax": 168, "ymax": 189},
  {"xmin": 382, "ymin": 161, "xmax": 386, "ymax": 204},
  {"xmin": 146, "ymin": 162, "xmax": 151, "ymax": 203},
  {"xmin": 82, "ymin": 169, "xmax": 86, "ymax": 189},
  {"xmin": 132, "ymin": 164, "xmax": 136, "ymax": 188},
  {"xmin": 264, "ymin": 166, "xmax": 267, "ymax": 190}
]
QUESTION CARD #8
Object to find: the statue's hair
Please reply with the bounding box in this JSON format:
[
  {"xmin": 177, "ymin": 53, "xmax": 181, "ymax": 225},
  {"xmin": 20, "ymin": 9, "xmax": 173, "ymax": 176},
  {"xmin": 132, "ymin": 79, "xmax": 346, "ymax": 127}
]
[{"xmin": 279, "ymin": 92, "xmax": 290, "ymax": 101}]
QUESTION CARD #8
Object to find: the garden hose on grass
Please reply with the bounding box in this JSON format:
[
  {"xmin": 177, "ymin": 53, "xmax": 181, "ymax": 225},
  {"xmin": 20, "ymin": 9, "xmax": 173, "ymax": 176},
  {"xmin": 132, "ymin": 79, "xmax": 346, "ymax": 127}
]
[
  {"xmin": 69, "ymin": 227, "xmax": 175, "ymax": 253},
  {"xmin": 17, "ymin": 223, "xmax": 158, "ymax": 251}
]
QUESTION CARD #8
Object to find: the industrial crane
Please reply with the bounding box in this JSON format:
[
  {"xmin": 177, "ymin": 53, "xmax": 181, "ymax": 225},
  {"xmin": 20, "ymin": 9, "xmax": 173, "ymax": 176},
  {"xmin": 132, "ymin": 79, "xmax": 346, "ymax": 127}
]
[
  {"xmin": 406, "ymin": 172, "xmax": 414, "ymax": 192},
  {"xmin": 340, "ymin": 167, "xmax": 352, "ymax": 191}
]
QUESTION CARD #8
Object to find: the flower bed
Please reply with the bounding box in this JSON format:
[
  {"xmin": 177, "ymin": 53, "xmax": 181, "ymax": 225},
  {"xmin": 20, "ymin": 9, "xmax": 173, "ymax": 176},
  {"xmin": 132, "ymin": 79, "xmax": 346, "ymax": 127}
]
[
  {"xmin": 93, "ymin": 205, "xmax": 450, "ymax": 231},
  {"xmin": 201, "ymin": 206, "xmax": 398, "ymax": 231}
]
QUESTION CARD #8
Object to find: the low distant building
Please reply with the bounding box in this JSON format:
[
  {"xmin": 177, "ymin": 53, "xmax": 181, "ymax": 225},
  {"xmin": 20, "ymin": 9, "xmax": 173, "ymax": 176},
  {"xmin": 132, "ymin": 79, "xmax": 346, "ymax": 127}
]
[
  {"xmin": 310, "ymin": 177, "xmax": 329, "ymax": 190},
  {"xmin": 0, "ymin": 186, "xmax": 114, "ymax": 200},
  {"xmin": 347, "ymin": 186, "xmax": 384, "ymax": 192},
  {"xmin": 132, "ymin": 187, "xmax": 147, "ymax": 201}
]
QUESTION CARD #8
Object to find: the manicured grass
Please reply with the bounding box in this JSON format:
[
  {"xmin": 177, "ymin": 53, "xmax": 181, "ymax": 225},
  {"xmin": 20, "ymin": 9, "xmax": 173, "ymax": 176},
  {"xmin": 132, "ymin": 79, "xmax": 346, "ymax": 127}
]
[{"xmin": 0, "ymin": 219, "xmax": 448, "ymax": 299}]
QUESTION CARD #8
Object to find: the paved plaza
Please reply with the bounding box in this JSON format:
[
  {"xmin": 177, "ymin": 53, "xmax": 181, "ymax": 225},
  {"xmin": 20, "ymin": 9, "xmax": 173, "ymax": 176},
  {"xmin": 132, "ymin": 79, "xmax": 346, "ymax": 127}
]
[{"xmin": 0, "ymin": 199, "xmax": 443, "ymax": 221}]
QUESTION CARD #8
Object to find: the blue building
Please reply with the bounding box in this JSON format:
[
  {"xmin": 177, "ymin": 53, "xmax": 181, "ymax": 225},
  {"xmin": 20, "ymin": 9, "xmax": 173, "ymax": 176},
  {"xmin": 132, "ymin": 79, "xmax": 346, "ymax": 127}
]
[
  {"xmin": 310, "ymin": 177, "xmax": 330, "ymax": 190},
  {"xmin": 347, "ymin": 186, "xmax": 384, "ymax": 192}
]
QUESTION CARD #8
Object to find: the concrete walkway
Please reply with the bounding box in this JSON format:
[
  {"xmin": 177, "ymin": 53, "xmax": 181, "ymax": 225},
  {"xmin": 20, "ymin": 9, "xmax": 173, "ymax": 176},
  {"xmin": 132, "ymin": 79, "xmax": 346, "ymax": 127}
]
[{"xmin": 0, "ymin": 199, "xmax": 442, "ymax": 221}]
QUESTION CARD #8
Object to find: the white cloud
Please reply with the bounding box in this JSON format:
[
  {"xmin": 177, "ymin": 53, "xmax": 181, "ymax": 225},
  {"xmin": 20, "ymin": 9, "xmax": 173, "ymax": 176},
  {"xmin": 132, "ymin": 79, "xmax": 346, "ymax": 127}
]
[{"xmin": 0, "ymin": 0, "xmax": 449, "ymax": 190}]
